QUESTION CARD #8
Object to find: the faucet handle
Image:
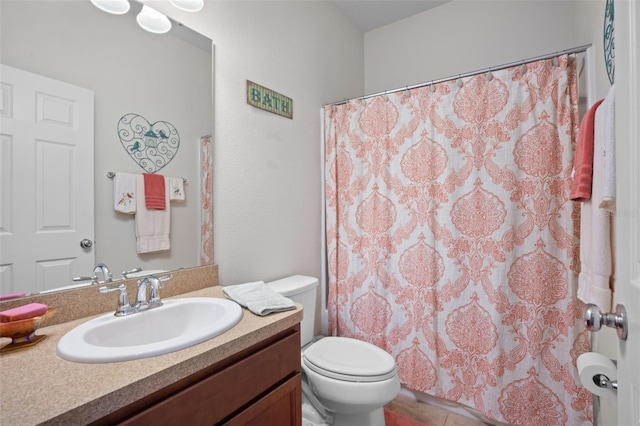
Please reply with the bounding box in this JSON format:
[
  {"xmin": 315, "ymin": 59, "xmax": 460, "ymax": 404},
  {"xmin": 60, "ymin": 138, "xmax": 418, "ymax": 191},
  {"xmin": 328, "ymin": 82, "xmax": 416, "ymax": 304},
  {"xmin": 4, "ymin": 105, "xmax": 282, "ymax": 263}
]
[
  {"xmin": 148, "ymin": 275, "xmax": 171, "ymax": 303},
  {"xmin": 99, "ymin": 284, "xmax": 132, "ymax": 316},
  {"xmin": 73, "ymin": 275, "xmax": 99, "ymax": 285},
  {"xmin": 121, "ymin": 267, "xmax": 143, "ymax": 279},
  {"xmin": 157, "ymin": 274, "xmax": 172, "ymax": 283}
]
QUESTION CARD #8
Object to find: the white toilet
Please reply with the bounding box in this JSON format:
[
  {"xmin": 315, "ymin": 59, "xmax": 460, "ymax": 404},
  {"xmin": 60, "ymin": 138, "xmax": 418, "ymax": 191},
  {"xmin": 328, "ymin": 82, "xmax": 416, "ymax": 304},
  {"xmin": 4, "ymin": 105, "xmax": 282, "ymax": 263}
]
[{"xmin": 266, "ymin": 275, "xmax": 401, "ymax": 426}]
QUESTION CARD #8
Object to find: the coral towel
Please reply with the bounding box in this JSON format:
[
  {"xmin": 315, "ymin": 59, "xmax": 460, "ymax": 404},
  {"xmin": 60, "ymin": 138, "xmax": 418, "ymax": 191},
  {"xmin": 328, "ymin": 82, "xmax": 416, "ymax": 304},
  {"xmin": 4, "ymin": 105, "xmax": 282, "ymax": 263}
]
[
  {"xmin": 0, "ymin": 303, "xmax": 48, "ymax": 322},
  {"xmin": 570, "ymin": 99, "xmax": 604, "ymax": 202},
  {"xmin": 143, "ymin": 173, "xmax": 166, "ymax": 210}
]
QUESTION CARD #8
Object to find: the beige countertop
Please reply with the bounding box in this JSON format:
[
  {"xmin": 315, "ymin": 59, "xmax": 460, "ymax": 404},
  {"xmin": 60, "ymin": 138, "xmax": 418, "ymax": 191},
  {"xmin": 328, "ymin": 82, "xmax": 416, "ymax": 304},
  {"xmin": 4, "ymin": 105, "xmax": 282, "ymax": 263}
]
[{"xmin": 0, "ymin": 286, "xmax": 302, "ymax": 426}]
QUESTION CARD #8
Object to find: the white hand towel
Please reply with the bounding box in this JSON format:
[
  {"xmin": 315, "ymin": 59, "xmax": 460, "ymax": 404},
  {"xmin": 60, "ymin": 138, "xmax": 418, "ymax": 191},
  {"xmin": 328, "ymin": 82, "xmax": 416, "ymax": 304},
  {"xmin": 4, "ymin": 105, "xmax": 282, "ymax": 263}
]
[
  {"xmin": 169, "ymin": 177, "xmax": 185, "ymax": 201},
  {"xmin": 223, "ymin": 281, "xmax": 296, "ymax": 316},
  {"xmin": 135, "ymin": 175, "xmax": 170, "ymax": 253},
  {"xmin": 114, "ymin": 172, "xmax": 137, "ymax": 214},
  {"xmin": 577, "ymin": 102, "xmax": 613, "ymax": 311},
  {"xmin": 599, "ymin": 84, "xmax": 616, "ymax": 212}
]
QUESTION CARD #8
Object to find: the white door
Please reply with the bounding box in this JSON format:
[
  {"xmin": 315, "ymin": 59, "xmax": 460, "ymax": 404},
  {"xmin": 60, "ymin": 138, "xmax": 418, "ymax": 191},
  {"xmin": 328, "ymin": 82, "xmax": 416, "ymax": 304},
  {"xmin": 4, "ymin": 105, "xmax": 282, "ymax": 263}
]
[
  {"xmin": 0, "ymin": 64, "xmax": 94, "ymax": 294},
  {"xmin": 615, "ymin": 0, "xmax": 640, "ymax": 424}
]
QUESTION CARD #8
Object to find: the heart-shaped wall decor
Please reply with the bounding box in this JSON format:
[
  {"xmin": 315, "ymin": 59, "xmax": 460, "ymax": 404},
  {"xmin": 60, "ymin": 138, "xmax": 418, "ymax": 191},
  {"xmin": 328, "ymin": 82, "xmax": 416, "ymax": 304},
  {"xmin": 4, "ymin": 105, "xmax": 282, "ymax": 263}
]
[{"xmin": 117, "ymin": 113, "xmax": 180, "ymax": 173}]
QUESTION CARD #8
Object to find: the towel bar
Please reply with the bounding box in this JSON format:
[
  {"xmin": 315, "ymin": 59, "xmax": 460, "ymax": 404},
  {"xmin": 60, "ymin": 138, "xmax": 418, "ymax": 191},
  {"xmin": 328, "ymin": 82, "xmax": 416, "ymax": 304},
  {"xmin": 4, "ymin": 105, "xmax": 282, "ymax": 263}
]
[{"xmin": 106, "ymin": 171, "xmax": 186, "ymax": 183}]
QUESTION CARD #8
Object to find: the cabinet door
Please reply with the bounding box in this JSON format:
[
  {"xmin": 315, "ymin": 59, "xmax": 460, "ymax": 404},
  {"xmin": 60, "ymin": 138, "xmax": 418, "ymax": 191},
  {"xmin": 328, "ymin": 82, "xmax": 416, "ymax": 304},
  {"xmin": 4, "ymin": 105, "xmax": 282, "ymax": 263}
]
[
  {"xmin": 226, "ymin": 374, "xmax": 301, "ymax": 426},
  {"xmin": 116, "ymin": 331, "xmax": 300, "ymax": 426}
]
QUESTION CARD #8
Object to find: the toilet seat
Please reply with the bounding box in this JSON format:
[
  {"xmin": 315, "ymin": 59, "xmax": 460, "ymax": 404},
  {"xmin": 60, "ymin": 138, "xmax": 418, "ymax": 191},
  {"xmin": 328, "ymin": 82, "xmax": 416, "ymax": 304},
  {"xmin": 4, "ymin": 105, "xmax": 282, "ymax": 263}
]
[{"xmin": 303, "ymin": 337, "xmax": 397, "ymax": 382}]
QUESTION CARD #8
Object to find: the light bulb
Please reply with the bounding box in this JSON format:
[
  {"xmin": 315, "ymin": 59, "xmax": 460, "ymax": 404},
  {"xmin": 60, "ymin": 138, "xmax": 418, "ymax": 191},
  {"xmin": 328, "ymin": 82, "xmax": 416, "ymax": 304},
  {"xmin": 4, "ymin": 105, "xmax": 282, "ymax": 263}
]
[
  {"xmin": 136, "ymin": 5, "xmax": 172, "ymax": 34},
  {"xmin": 90, "ymin": 0, "xmax": 130, "ymax": 15},
  {"xmin": 169, "ymin": 0, "xmax": 204, "ymax": 12}
]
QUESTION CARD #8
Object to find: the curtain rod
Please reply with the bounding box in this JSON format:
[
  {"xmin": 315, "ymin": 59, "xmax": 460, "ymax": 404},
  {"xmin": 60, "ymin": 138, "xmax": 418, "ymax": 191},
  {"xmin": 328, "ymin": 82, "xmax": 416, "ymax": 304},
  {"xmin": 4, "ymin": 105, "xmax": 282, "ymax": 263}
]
[{"xmin": 324, "ymin": 44, "xmax": 591, "ymax": 107}]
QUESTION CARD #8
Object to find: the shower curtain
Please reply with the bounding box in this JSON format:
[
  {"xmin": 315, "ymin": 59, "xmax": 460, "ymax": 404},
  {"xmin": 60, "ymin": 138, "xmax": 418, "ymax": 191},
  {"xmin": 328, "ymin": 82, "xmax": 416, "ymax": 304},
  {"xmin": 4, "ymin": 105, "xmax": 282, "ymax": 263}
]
[{"xmin": 323, "ymin": 56, "xmax": 592, "ymax": 425}]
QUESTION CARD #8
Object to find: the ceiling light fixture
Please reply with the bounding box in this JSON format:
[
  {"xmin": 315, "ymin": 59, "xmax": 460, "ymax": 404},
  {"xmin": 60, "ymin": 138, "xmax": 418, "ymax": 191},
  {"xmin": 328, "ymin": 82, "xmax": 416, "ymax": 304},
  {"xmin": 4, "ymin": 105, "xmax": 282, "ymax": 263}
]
[
  {"xmin": 169, "ymin": 0, "xmax": 204, "ymax": 12},
  {"xmin": 136, "ymin": 5, "xmax": 172, "ymax": 34},
  {"xmin": 90, "ymin": 0, "xmax": 131, "ymax": 15}
]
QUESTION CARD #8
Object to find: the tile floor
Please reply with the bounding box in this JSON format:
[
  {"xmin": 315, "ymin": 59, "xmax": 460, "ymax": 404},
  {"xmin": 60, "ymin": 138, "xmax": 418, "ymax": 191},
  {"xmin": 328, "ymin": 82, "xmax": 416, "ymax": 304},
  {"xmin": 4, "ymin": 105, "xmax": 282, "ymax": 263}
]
[{"xmin": 385, "ymin": 395, "xmax": 512, "ymax": 426}]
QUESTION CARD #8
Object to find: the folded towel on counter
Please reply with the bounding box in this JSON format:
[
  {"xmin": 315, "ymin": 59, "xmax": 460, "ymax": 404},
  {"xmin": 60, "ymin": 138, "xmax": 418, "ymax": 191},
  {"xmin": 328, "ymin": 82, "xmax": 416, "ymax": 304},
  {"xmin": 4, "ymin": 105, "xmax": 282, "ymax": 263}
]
[
  {"xmin": 570, "ymin": 99, "xmax": 604, "ymax": 202},
  {"xmin": 599, "ymin": 84, "xmax": 616, "ymax": 212},
  {"xmin": 135, "ymin": 175, "xmax": 170, "ymax": 253},
  {"xmin": 223, "ymin": 281, "xmax": 296, "ymax": 316},
  {"xmin": 0, "ymin": 303, "xmax": 48, "ymax": 322},
  {"xmin": 113, "ymin": 172, "xmax": 137, "ymax": 214},
  {"xmin": 169, "ymin": 177, "xmax": 185, "ymax": 201},
  {"xmin": 143, "ymin": 173, "xmax": 166, "ymax": 210}
]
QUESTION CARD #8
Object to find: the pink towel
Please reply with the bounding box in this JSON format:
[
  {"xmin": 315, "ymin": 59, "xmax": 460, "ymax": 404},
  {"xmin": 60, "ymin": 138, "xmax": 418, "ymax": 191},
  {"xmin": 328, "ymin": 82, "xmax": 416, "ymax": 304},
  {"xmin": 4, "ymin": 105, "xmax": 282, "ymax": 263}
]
[
  {"xmin": 570, "ymin": 99, "xmax": 604, "ymax": 202},
  {"xmin": 0, "ymin": 292, "xmax": 26, "ymax": 301},
  {"xmin": 143, "ymin": 173, "xmax": 166, "ymax": 210},
  {"xmin": 0, "ymin": 303, "xmax": 48, "ymax": 322}
]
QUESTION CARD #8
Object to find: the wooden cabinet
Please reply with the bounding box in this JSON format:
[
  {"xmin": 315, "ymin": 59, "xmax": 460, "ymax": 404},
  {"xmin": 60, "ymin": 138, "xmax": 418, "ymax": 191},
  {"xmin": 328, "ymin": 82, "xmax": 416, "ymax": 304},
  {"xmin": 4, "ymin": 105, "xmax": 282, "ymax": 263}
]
[
  {"xmin": 94, "ymin": 326, "xmax": 301, "ymax": 426},
  {"xmin": 226, "ymin": 375, "xmax": 301, "ymax": 425}
]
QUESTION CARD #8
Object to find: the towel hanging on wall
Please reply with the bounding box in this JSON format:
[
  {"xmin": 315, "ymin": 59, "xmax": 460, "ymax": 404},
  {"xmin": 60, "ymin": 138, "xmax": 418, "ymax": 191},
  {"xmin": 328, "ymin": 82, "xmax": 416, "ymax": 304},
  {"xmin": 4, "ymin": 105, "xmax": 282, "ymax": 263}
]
[
  {"xmin": 135, "ymin": 175, "xmax": 170, "ymax": 253},
  {"xmin": 143, "ymin": 173, "xmax": 166, "ymax": 210},
  {"xmin": 570, "ymin": 99, "xmax": 604, "ymax": 202},
  {"xmin": 113, "ymin": 172, "xmax": 137, "ymax": 214}
]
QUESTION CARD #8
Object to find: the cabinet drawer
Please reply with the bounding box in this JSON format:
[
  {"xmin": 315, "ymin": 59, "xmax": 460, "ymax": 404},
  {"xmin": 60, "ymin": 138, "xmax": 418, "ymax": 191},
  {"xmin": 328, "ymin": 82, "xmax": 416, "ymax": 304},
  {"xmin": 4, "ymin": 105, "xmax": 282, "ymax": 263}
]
[
  {"xmin": 120, "ymin": 330, "xmax": 300, "ymax": 425},
  {"xmin": 226, "ymin": 374, "xmax": 301, "ymax": 426}
]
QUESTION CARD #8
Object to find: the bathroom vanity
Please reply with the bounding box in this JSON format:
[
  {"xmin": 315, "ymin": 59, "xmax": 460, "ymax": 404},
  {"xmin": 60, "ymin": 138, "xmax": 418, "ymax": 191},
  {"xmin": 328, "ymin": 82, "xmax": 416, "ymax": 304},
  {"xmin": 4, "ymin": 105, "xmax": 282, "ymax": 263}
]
[
  {"xmin": 110, "ymin": 326, "xmax": 301, "ymax": 425},
  {"xmin": 0, "ymin": 276, "xmax": 303, "ymax": 426}
]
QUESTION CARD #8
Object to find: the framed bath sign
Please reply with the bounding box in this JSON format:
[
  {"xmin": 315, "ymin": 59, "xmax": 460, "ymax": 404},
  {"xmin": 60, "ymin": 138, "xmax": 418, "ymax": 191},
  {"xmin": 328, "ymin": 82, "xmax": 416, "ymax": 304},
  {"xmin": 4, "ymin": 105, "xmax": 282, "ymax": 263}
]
[{"xmin": 246, "ymin": 80, "xmax": 293, "ymax": 119}]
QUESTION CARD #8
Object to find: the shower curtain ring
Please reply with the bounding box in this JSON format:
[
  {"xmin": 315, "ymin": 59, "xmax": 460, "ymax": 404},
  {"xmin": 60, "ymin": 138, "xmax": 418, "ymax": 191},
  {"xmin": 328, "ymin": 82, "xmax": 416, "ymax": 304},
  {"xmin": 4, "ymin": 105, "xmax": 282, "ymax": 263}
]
[
  {"xmin": 485, "ymin": 69, "xmax": 494, "ymax": 82},
  {"xmin": 456, "ymin": 75, "xmax": 464, "ymax": 88},
  {"xmin": 520, "ymin": 61, "xmax": 527, "ymax": 74}
]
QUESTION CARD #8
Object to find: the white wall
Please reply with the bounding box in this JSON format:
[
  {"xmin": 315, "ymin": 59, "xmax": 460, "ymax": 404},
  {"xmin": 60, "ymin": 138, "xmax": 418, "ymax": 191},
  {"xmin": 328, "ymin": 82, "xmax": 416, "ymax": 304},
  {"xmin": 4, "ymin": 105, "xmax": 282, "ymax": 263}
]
[
  {"xmin": 148, "ymin": 0, "xmax": 364, "ymax": 285},
  {"xmin": 364, "ymin": 0, "xmax": 608, "ymax": 95}
]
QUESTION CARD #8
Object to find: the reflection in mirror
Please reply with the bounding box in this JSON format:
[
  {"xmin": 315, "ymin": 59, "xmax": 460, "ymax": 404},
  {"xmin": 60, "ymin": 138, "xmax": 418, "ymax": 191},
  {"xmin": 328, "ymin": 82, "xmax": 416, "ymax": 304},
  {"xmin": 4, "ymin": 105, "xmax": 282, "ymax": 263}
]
[{"xmin": 0, "ymin": 0, "xmax": 213, "ymax": 297}]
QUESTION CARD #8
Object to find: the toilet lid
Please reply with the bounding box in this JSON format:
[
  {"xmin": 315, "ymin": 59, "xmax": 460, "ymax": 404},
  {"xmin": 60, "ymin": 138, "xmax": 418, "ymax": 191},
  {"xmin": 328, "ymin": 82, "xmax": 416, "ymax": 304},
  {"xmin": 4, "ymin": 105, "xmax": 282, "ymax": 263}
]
[{"xmin": 303, "ymin": 337, "xmax": 397, "ymax": 382}]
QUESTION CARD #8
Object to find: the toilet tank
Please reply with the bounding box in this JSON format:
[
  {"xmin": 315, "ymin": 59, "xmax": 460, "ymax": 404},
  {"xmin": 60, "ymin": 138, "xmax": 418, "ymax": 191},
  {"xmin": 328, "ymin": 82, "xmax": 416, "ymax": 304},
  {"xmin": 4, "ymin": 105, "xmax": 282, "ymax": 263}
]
[{"xmin": 266, "ymin": 275, "xmax": 318, "ymax": 346}]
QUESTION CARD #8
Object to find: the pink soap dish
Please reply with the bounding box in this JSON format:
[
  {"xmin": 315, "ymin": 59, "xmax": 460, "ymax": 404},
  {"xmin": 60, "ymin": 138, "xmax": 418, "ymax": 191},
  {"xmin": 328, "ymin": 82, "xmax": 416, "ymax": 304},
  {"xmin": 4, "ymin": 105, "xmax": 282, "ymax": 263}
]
[{"xmin": 0, "ymin": 309, "xmax": 56, "ymax": 353}]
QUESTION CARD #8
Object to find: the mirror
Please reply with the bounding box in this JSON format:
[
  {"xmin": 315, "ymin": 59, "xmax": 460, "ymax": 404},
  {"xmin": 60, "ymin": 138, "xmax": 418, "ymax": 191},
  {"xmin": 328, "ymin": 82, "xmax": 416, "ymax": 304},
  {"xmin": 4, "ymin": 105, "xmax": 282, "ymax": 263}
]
[{"xmin": 0, "ymin": 0, "xmax": 213, "ymax": 296}]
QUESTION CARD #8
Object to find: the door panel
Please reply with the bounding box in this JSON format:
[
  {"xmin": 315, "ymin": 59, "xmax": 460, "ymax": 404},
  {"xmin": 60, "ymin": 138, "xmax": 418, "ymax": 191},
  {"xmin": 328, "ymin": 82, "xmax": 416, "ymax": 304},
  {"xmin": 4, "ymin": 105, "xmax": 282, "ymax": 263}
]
[
  {"xmin": 614, "ymin": 0, "xmax": 640, "ymax": 424},
  {"xmin": 0, "ymin": 64, "xmax": 94, "ymax": 294}
]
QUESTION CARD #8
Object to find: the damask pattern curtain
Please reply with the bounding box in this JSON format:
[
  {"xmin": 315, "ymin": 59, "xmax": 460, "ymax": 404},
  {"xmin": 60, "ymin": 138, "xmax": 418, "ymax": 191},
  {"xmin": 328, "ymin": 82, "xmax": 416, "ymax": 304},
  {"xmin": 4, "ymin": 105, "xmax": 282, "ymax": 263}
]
[{"xmin": 323, "ymin": 56, "xmax": 592, "ymax": 425}]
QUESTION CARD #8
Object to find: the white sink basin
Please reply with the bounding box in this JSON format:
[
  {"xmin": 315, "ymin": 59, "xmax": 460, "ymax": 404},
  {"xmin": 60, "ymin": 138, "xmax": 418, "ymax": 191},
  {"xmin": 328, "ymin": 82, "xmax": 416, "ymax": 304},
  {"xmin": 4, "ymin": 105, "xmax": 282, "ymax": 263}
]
[{"xmin": 56, "ymin": 298, "xmax": 242, "ymax": 363}]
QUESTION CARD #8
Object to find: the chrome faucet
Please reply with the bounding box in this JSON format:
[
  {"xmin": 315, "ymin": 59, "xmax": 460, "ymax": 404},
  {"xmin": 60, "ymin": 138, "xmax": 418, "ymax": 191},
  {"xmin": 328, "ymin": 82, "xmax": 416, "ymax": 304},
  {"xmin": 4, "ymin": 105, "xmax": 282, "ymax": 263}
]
[
  {"xmin": 99, "ymin": 284, "xmax": 136, "ymax": 316},
  {"xmin": 135, "ymin": 276, "xmax": 164, "ymax": 310},
  {"xmin": 93, "ymin": 263, "xmax": 113, "ymax": 283},
  {"xmin": 72, "ymin": 262, "xmax": 113, "ymax": 285},
  {"xmin": 100, "ymin": 274, "xmax": 172, "ymax": 316}
]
